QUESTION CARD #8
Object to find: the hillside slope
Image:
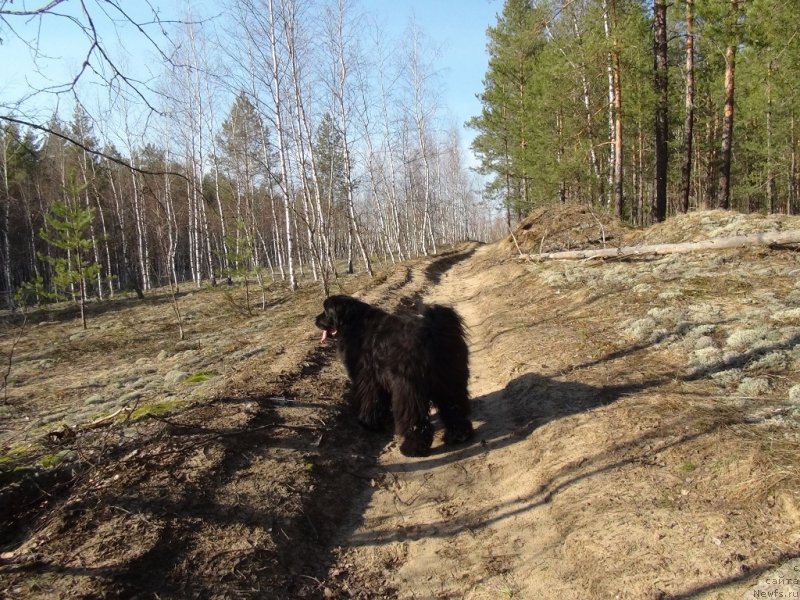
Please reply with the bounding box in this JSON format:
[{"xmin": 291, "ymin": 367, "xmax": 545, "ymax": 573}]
[{"xmin": 1, "ymin": 207, "xmax": 799, "ymax": 599}]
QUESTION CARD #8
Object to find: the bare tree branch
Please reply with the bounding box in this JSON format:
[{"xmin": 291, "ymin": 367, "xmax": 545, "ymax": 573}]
[
  {"xmin": 1, "ymin": 0, "xmax": 190, "ymax": 113},
  {"xmin": 0, "ymin": 0, "xmax": 68, "ymax": 17}
]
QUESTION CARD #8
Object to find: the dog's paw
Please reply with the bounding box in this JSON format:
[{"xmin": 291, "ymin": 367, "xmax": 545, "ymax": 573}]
[
  {"xmin": 399, "ymin": 437, "xmax": 432, "ymax": 457},
  {"xmin": 443, "ymin": 421, "xmax": 474, "ymax": 445},
  {"xmin": 399, "ymin": 423, "xmax": 434, "ymax": 457}
]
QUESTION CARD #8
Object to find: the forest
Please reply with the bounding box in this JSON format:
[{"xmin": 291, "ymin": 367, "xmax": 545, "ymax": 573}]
[
  {"xmin": 470, "ymin": 0, "xmax": 800, "ymax": 225},
  {"xmin": 0, "ymin": 0, "xmax": 497, "ymax": 313},
  {"xmin": 2, "ymin": 0, "xmax": 800, "ymax": 311}
]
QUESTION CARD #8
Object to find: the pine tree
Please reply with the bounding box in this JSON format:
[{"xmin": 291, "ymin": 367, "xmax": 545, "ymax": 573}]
[
  {"xmin": 313, "ymin": 112, "xmax": 349, "ymax": 270},
  {"xmin": 39, "ymin": 199, "xmax": 101, "ymax": 329},
  {"xmin": 652, "ymin": 0, "xmax": 669, "ymax": 222},
  {"xmin": 469, "ymin": 0, "xmax": 548, "ymax": 222}
]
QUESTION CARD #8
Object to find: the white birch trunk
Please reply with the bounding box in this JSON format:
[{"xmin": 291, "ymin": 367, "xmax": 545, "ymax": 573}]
[
  {"xmin": 267, "ymin": 0, "xmax": 296, "ymax": 289},
  {"xmin": 1, "ymin": 137, "xmax": 12, "ymax": 308}
]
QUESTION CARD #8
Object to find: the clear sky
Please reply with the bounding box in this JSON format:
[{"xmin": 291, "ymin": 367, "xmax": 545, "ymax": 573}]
[{"xmin": 1, "ymin": 0, "xmax": 501, "ymax": 160}]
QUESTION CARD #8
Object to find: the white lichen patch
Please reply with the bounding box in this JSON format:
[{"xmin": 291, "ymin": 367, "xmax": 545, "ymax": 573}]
[
  {"xmin": 693, "ymin": 335, "xmax": 716, "ymax": 350},
  {"xmin": 771, "ymin": 308, "xmax": 800, "ymax": 323},
  {"xmin": 647, "ymin": 307, "xmax": 684, "ymax": 323},
  {"xmin": 687, "ymin": 303, "xmax": 723, "ymax": 321},
  {"xmin": 541, "ymin": 269, "xmax": 569, "ymax": 287},
  {"xmin": 623, "ymin": 317, "xmax": 657, "ymax": 341},
  {"xmin": 789, "ymin": 384, "xmax": 800, "ymax": 403},
  {"xmin": 657, "ymin": 289, "xmax": 681, "ymax": 300},
  {"xmin": 736, "ymin": 377, "xmax": 772, "ymax": 397},
  {"xmin": 601, "ymin": 264, "xmax": 630, "ymax": 285},
  {"xmin": 746, "ymin": 351, "xmax": 790, "ymax": 373},
  {"xmin": 711, "ymin": 368, "xmax": 743, "ymax": 386},
  {"xmin": 726, "ymin": 328, "xmax": 772, "ymax": 351}
]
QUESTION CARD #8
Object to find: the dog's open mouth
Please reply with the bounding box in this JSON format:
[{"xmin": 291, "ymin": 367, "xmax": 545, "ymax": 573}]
[{"xmin": 320, "ymin": 328, "xmax": 337, "ymax": 345}]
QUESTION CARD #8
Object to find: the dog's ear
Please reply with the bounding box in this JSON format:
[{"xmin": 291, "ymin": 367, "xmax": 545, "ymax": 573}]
[
  {"xmin": 324, "ymin": 295, "xmax": 361, "ymax": 330},
  {"xmin": 323, "ymin": 296, "xmax": 342, "ymax": 328}
]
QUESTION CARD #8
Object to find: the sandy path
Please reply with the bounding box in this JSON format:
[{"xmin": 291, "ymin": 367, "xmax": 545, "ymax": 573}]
[{"xmin": 337, "ymin": 246, "xmax": 587, "ymax": 599}]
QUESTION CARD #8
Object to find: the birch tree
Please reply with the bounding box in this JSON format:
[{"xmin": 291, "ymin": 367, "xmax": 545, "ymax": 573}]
[{"xmin": 323, "ymin": 0, "xmax": 373, "ymax": 276}]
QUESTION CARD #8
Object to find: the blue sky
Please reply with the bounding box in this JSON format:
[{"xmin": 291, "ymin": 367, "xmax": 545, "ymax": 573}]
[
  {"xmin": 1, "ymin": 0, "xmax": 500, "ymax": 158},
  {"xmin": 373, "ymin": 1, "xmax": 501, "ymax": 148}
]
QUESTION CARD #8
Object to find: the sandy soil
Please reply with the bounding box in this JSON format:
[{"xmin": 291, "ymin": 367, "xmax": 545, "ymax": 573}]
[{"xmin": 1, "ymin": 207, "xmax": 799, "ymax": 599}]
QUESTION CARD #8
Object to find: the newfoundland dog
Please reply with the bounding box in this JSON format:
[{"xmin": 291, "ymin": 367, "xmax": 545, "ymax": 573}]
[{"xmin": 315, "ymin": 295, "xmax": 474, "ymax": 457}]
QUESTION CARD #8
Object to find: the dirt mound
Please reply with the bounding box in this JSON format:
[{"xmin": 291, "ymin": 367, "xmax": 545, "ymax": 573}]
[{"xmin": 498, "ymin": 204, "xmax": 632, "ymax": 255}]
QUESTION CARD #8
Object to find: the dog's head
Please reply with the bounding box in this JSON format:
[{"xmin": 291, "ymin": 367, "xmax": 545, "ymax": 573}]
[{"xmin": 314, "ymin": 295, "xmax": 370, "ymax": 345}]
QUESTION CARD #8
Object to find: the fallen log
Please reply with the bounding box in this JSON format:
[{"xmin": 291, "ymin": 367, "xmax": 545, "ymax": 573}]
[{"xmin": 519, "ymin": 229, "xmax": 800, "ymax": 261}]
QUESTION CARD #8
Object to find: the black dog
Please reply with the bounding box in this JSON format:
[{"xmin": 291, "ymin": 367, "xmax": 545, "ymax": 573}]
[{"xmin": 315, "ymin": 295, "xmax": 474, "ymax": 457}]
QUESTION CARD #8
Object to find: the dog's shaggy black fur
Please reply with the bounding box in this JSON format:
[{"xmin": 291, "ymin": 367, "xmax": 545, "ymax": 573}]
[{"xmin": 315, "ymin": 295, "xmax": 474, "ymax": 457}]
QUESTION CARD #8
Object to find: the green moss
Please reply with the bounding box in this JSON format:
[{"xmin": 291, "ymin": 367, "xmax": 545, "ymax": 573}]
[
  {"xmin": 679, "ymin": 461, "xmax": 698, "ymax": 473},
  {"xmin": 39, "ymin": 453, "xmax": 64, "ymax": 468},
  {"xmin": 129, "ymin": 398, "xmax": 184, "ymax": 421},
  {"xmin": 184, "ymin": 370, "xmax": 217, "ymax": 384},
  {"xmin": 8, "ymin": 444, "xmax": 34, "ymax": 457}
]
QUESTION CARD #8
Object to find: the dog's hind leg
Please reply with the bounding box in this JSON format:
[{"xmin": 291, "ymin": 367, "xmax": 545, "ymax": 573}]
[
  {"xmin": 431, "ymin": 375, "xmax": 474, "ymax": 446},
  {"xmin": 390, "ymin": 379, "xmax": 434, "ymax": 457},
  {"xmin": 424, "ymin": 305, "xmax": 474, "ymax": 445},
  {"xmin": 436, "ymin": 396, "xmax": 474, "ymax": 445},
  {"xmin": 352, "ymin": 372, "xmax": 392, "ymax": 431}
]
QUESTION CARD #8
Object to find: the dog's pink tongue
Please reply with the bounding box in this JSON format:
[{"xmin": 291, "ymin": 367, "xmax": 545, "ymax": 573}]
[{"xmin": 320, "ymin": 329, "xmax": 328, "ymax": 344}]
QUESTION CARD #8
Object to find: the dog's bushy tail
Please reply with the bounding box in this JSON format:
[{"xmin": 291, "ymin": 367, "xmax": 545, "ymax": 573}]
[
  {"xmin": 422, "ymin": 303, "xmax": 473, "ymax": 439},
  {"xmin": 422, "ymin": 304, "xmax": 466, "ymax": 341},
  {"xmin": 422, "ymin": 303, "xmax": 469, "ymax": 382}
]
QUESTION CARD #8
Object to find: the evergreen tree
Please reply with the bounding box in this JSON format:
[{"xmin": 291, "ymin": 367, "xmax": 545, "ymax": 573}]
[
  {"xmin": 39, "ymin": 200, "xmax": 101, "ymax": 329},
  {"xmin": 469, "ymin": 0, "xmax": 549, "ymax": 222}
]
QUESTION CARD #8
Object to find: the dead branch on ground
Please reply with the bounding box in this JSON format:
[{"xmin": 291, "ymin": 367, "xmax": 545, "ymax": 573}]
[{"xmin": 520, "ymin": 229, "xmax": 800, "ymax": 261}]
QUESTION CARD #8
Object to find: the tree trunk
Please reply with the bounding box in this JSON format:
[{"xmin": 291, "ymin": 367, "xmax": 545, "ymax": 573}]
[
  {"xmin": 766, "ymin": 61, "xmax": 776, "ymax": 213},
  {"xmin": 653, "ymin": 0, "xmax": 669, "ymax": 222},
  {"xmin": 569, "ymin": 5, "xmax": 602, "ymax": 201},
  {"xmin": 680, "ymin": 0, "xmax": 695, "ymax": 213},
  {"xmin": 87, "ymin": 158, "xmax": 114, "ymax": 299},
  {"xmin": 704, "ymin": 98, "xmax": 719, "ymax": 206},
  {"xmin": 128, "ymin": 154, "xmax": 150, "ymax": 292},
  {"xmin": 268, "ymin": 0, "xmax": 297, "ymax": 290},
  {"xmin": 78, "ymin": 149, "xmax": 103, "ymax": 299},
  {"xmin": 330, "ymin": 0, "xmax": 373, "ymax": 275},
  {"xmin": 1, "ymin": 136, "xmax": 12, "ymax": 309},
  {"xmin": 790, "ymin": 112, "xmax": 797, "ymax": 214},
  {"xmin": 718, "ymin": 0, "xmax": 738, "ymax": 210},
  {"xmin": 608, "ymin": 0, "xmax": 624, "ymax": 218},
  {"xmin": 602, "ymin": 0, "xmax": 616, "ymax": 210}
]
